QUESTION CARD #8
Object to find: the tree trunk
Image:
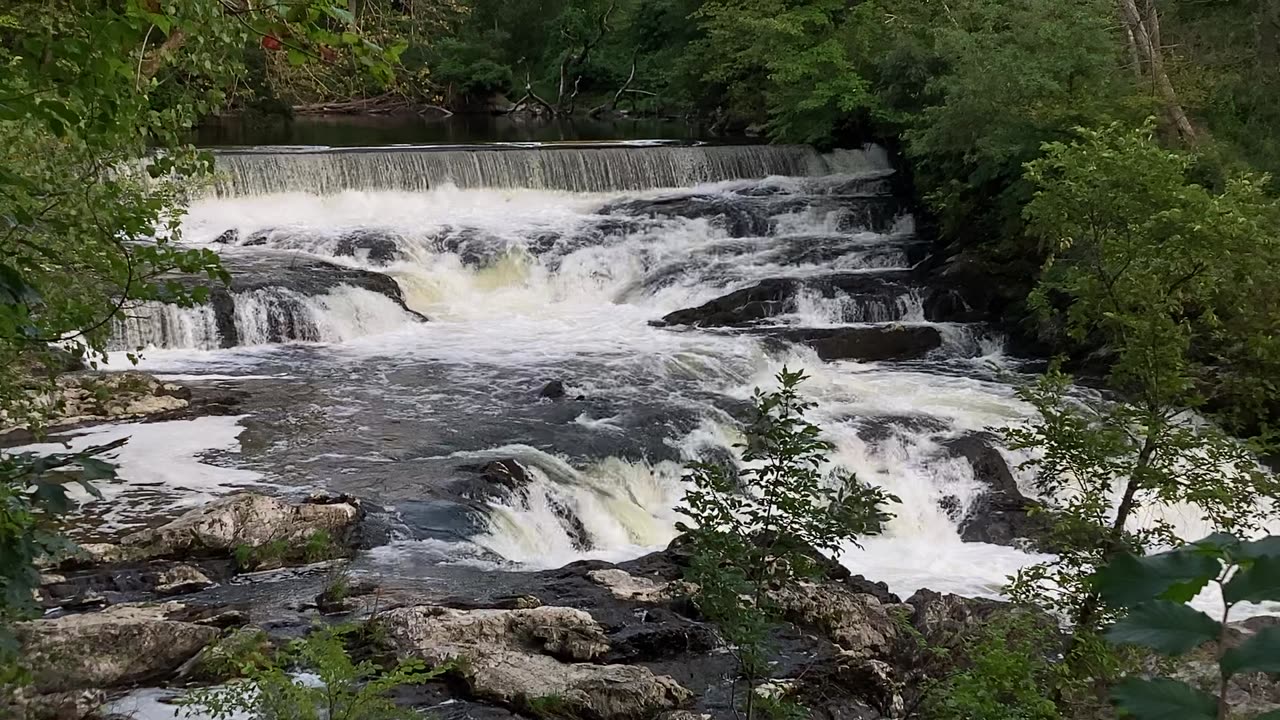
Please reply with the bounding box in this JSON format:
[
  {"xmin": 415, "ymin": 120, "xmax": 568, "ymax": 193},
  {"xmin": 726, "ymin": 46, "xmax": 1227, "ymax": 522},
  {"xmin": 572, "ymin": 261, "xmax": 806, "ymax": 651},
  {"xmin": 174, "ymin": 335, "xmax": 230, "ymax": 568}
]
[
  {"xmin": 1259, "ymin": 0, "xmax": 1280, "ymax": 67},
  {"xmin": 1118, "ymin": 0, "xmax": 1199, "ymax": 144}
]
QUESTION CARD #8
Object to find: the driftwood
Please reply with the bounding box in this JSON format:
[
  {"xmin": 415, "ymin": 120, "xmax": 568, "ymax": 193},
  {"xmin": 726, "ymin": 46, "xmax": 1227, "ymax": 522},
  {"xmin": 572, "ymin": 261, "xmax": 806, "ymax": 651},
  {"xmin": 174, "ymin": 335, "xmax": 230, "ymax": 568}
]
[
  {"xmin": 509, "ymin": 72, "xmax": 557, "ymax": 116},
  {"xmin": 589, "ymin": 53, "xmax": 655, "ymax": 118},
  {"xmin": 291, "ymin": 94, "xmax": 453, "ymax": 116}
]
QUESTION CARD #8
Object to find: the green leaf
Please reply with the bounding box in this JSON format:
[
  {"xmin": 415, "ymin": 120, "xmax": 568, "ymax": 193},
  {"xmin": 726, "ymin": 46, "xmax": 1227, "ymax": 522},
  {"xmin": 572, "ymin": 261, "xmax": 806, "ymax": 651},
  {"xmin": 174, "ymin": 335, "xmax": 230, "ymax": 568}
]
[
  {"xmin": 1255, "ymin": 710, "xmax": 1280, "ymax": 720},
  {"xmin": 1237, "ymin": 537, "xmax": 1280, "ymax": 560},
  {"xmin": 31, "ymin": 481, "xmax": 71, "ymax": 514},
  {"xmin": 287, "ymin": 48, "xmax": 307, "ymax": 66},
  {"xmin": 324, "ymin": 5, "xmax": 354, "ymax": 24},
  {"xmin": 1223, "ymin": 556, "xmax": 1280, "ymax": 604},
  {"xmin": 1220, "ymin": 626, "xmax": 1280, "ymax": 678},
  {"xmin": 0, "ymin": 263, "xmax": 40, "ymax": 305},
  {"xmin": 1106, "ymin": 601, "xmax": 1221, "ymax": 656},
  {"xmin": 78, "ymin": 457, "xmax": 116, "ymax": 482},
  {"xmin": 1095, "ymin": 550, "xmax": 1222, "ymax": 608},
  {"xmin": 1110, "ymin": 677, "xmax": 1217, "ymax": 720}
]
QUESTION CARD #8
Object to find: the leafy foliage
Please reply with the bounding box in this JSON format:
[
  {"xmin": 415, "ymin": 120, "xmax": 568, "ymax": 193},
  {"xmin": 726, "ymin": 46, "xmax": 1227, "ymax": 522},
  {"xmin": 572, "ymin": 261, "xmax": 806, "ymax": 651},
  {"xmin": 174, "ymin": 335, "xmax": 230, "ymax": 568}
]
[
  {"xmin": 1097, "ymin": 534, "xmax": 1280, "ymax": 720},
  {"xmin": 923, "ymin": 614, "xmax": 1061, "ymax": 720},
  {"xmin": 0, "ymin": 0, "xmax": 405, "ymax": 686},
  {"xmin": 676, "ymin": 367, "xmax": 896, "ymax": 719},
  {"xmin": 179, "ymin": 623, "xmax": 440, "ymax": 720},
  {"xmin": 1004, "ymin": 122, "xmax": 1279, "ymax": 641}
]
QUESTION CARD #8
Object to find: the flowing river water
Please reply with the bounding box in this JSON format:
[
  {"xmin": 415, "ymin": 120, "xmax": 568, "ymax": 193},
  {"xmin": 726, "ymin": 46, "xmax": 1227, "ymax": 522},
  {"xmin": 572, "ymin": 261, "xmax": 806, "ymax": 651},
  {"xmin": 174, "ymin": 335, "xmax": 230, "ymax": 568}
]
[{"xmin": 32, "ymin": 139, "xmax": 1259, "ymax": 618}]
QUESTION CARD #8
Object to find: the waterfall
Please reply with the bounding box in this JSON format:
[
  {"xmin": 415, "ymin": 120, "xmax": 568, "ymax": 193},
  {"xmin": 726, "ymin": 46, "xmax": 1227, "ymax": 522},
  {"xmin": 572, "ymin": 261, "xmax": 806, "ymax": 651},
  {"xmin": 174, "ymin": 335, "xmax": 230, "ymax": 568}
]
[
  {"xmin": 116, "ymin": 141, "xmax": 1099, "ymax": 608},
  {"xmin": 210, "ymin": 144, "xmax": 889, "ymax": 196},
  {"xmin": 111, "ymin": 302, "xmax": 222, "ymax": 351},
  {"xmin": 109, "ymin": 286, "xmax": 419, "ymax": 350}
]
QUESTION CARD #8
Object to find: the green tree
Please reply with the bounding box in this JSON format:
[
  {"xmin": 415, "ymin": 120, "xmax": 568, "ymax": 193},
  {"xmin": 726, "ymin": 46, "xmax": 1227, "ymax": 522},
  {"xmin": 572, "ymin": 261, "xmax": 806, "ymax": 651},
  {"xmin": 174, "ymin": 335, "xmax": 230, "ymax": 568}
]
[
  {"xmin": 1005, "ymin": 123, "xmax": 1279, "ymax": 653},
  {"xmin": 689, "ymin": 0, "xmax": 870, "ymax": 141},
  {"xmin": 676, "ymin": 367, "xmax": 896, "ymax": 720}
]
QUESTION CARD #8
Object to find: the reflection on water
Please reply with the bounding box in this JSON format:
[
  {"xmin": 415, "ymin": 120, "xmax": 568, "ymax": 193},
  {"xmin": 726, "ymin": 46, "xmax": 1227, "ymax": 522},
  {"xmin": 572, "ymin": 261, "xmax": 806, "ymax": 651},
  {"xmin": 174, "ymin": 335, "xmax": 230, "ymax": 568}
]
[{"xmin": 193, "ymin": 113, "xmax": 719, "ymax": 147}]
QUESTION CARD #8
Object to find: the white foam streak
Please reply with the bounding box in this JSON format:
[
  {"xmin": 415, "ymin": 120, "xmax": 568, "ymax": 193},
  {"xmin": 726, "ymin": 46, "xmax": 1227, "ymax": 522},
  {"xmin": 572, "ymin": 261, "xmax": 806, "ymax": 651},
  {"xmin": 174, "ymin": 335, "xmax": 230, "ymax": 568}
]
[{"xmin": 11, "ymin": 416, "xmax": 262, "ymax": 532}]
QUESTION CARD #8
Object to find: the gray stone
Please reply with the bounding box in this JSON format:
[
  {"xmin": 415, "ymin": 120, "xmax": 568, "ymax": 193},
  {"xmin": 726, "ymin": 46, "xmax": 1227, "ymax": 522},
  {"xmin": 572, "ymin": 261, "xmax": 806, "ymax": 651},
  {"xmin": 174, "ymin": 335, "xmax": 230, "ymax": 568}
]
[
  {"xmin": 17, "ymin": 602, "xmax": 221, "ymax": 693},
  {"xmin": 114, "ymin": 492, "xmax": 360, "ymax": 563},
  {"xmin": 379, "ymin": 605, "xmax": 691, "ymax": 720},
  {"xmin": 155, "ymin": 564, "xmax": 215, "ymax": 596},
  {"xmin": 587, "ymin": 568, "xmax": 672, "ymax": 603},
  {"xmin": 774, "ymin": 582, "xmax": 900, "ymax": 658}
]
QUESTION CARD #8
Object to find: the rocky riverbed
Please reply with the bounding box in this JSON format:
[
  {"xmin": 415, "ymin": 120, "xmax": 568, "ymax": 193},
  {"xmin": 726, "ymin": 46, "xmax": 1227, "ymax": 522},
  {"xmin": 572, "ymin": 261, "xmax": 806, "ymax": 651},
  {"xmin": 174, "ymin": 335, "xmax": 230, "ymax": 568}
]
[{"xmin": 13, "ymin": 483, "xmax": 1280, "ymax": 720}]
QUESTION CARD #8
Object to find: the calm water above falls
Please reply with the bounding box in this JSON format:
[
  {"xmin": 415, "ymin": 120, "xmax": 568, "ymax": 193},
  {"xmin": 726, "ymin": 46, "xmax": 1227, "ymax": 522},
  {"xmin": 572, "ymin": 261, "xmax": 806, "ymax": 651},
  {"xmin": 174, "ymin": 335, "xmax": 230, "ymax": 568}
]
[{"xmin": 40, "ymin": 140, "xmax": 1252, "ymax": 611}]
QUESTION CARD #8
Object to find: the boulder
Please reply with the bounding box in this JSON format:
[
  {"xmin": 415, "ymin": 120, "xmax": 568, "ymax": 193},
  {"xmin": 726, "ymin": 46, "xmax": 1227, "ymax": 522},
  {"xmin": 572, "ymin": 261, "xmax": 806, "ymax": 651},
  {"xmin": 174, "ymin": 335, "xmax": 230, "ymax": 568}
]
[
  {"xmin": 6, "ymin": 688, "xmax": 106, "ymax": 720},
  {"xmin": 42, "ymin": 372, "xmax": 189, "ymax": 426},
  {"xmin": 154, "ymin": 564, "xmax": 215, "ymax": 596},
  {"xmin": 603, "ymin": 194, "xmax": 771, "ymax": 238},
  {"xmin": 586, "ymin": 568, "xmax": 673, "ymax": 603},
  {"xmin": 773, "ymin": 583, "xmax": 901, "ymax": 659},
  {"xmin": 212, "ymin": 229, "xmax": 239, "ymax": 245},
  {"xmin": 792, "ymin": 653, "xmax": 899, "ymax": 720},
  {"xmin": 379, "ymin": 605, "xmax": 691, "ymax": 720},
  {"xmin": 334, "ymin": 229, "xmax": 402, "ymax": 265},
  {"xmin": 606, "ymin": 609, "xmax": 719, "ymax": 662},
  {"xmin": 659, "ymin": 272, "xmax": 918, "ymax": 328},
  {"xmin": 942, "ymin": 433, "xmax": 1050, "ymax": 548},
  {"xmin": 17, "ymin": 602, "xmax": 221, "ymax": 693},
  {"xmin": 905, "ymin": 589, "xmax": 1023, "ymax": 648},
  {"xmin": 539, "ymin": 380, "xmax": 567, "ymax": 400},
  {"xmin": 80, "ymin": 492, "xmax": 361, "ymax": 565},
  {"xmin": 764, "ymin": 325, "xmax": 942, "ymax": 362}
]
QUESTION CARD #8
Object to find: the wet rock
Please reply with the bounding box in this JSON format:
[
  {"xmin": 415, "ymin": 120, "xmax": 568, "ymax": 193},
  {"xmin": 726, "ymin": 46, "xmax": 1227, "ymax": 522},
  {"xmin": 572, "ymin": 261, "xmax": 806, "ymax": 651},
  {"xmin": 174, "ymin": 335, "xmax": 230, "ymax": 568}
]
[
  {"xmin": 242, "ymin": 230, "xmax": 270, "ymax": 246},
  {"xmin": 604, "ymin": 194, "xmax": 771, "ymax": 238},
  {"xmin": 539, "ymin": 380, "xmax": 567, "ymax": 400},
  {"xmin": 7, "ymin": 688, "xmax": 107, "ymax": 720},
  {"xmin": 1164, "ymin": 617, "xmax": 1280, "ymax": 716},
  {"xmin": 773, "ymin": 583, "xmax": 901, "ymax": 658},
  {"xmin": 844, "ymin": 575, "xmax": 901, "ymax": 606},
  {"xmin": 334, "ymin": 229, "xmax": 402, "ymax": 265},
  {"xmin": 606, "ymin": 610, "xmax": 719, "ymax": 662},
  {"xmin": 178, "ymin": 626, "xmax": 271, "ymax": 683},
  {"xmin": 659, "ymin": 272, "xmax": 918, "ymax": 327},
  {"xmin": 906, "ymin": 589, "xmax": 1023, "ymax": 648},
  {"xmin": 587, "ymin": 568, "xmax": 673, "ymax": 603},
  {"xmin": 189, "ymin": 252, "xmax": 428, "ymax": 346},
  {"xmin": 379, "ymin": 605, "xmax": 691, "ymax": 720},
  {"xmin": 942, "ymin": 433, "xmax": 1050, "ymax": 549},
  {"xmin": 792, "ymin": 654, "xmax": 899, "ymax": 720},
  {"xmin": 766, "ymin": 325, "xmax": 943, "ymax": 362},
  {"xmin": 458, "ymin": 459, "xmax": 536, "ymax": 502},
  {"xmin": 212, "ymin": 229, "xmax": 239, "ymax": 245},
  {"xmin": 17, "ymin": 602, "xmax": 221, "ymax": 693},
  {"xmin": 77, "ymin": 492, "xmax": 362, "ymax": 566},
  {"xmin": 853, "ymin": 414, "xmax": 949, "ymax": 446},
  {"xmin": 154, "ymin": 564, "xmax": 215, "ymax": 596},
  {"xmin": 33, "ymin": 372, "xmax": 190, "ymax": 429}
]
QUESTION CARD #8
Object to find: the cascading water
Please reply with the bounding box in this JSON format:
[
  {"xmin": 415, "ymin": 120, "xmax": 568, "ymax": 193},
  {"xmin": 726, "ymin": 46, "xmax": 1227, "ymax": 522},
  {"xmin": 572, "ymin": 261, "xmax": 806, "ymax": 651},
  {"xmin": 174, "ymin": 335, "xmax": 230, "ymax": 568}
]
[
  {"xmin": 91, "ymin": 140, "xmax": 1265, "ymax": 614},
  {"xmin": 211, "ymin": 143, "xmax": 850, "ymax": 195},
  {"xmin": 108, "ymin": 286, "xmax": 420, "ymax": 350}
]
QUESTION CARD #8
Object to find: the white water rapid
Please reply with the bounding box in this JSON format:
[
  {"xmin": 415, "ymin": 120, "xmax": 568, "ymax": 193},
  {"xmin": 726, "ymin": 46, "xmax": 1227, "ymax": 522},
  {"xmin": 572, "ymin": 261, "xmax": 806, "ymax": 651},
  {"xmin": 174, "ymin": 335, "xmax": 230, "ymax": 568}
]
[{"xmin": 83, "ymin": 141, "xmax": 1272, "ymax": 619}]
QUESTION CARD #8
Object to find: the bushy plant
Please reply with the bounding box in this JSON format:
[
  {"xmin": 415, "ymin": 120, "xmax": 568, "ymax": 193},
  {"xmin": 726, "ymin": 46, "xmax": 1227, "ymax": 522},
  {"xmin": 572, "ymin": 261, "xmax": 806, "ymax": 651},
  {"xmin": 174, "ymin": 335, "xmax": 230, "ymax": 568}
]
[
  {"xmin": 676, "ymin": 367, "xmax": 897, "ymax": 719},
  {"xmin": 923, "ymin": 615, "xmax": 1061, "ymax": 720},
  {"xmin": 180, "ymin": 624, "xmax": 439, "ymax": 720}
]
